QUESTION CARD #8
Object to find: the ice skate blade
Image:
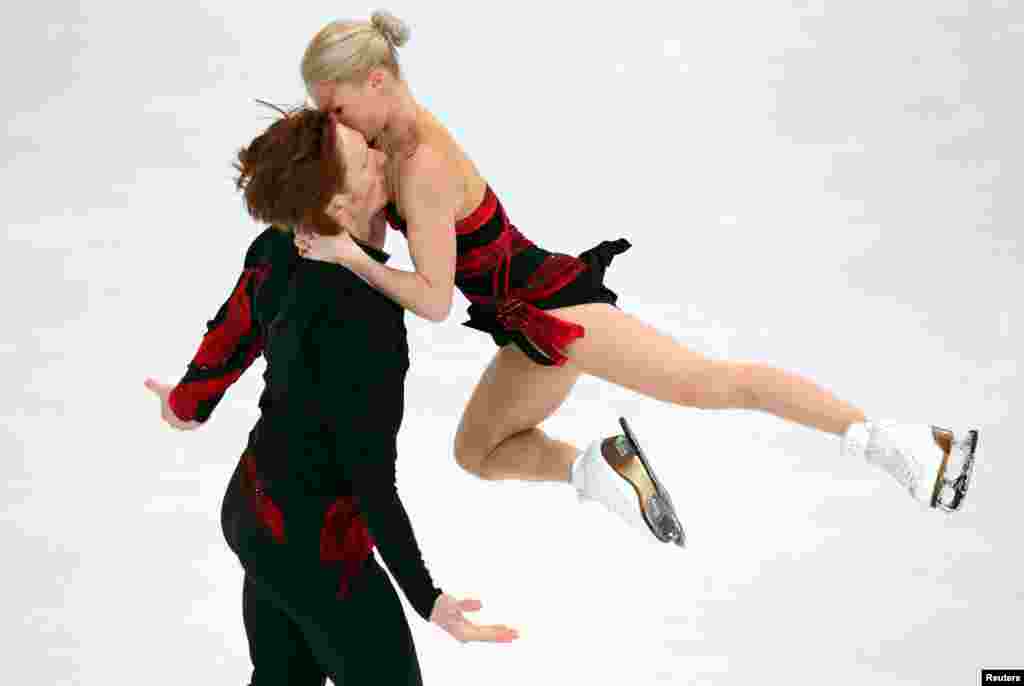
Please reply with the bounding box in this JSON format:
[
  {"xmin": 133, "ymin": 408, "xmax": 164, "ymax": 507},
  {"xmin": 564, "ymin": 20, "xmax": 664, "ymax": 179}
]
[
  {"xmin": 614, "ymin": 417, "xmax": 686, "ymax": 547},
  {"xmin": 931, "ymin": 428, "xmax": 978, "ymax": 513}
]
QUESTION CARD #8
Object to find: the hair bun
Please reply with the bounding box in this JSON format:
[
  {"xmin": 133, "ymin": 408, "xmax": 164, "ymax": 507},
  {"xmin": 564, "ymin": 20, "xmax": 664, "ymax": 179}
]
[{"xmin": 371, "ymin": 10, "xmax": 410, "ymax": 47}]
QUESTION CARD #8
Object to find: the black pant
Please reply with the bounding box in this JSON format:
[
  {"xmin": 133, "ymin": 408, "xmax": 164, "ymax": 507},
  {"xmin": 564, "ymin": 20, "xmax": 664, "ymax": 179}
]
[{"xmin": 222, "ymin": 459, "xmax": 423, "ymax": 685}]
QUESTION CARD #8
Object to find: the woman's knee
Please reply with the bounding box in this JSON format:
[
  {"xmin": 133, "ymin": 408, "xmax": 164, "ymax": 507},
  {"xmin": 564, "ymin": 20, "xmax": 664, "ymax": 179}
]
[{"xmin": 452, "ymin": 418, "xmax": 493, "ymax": 477}]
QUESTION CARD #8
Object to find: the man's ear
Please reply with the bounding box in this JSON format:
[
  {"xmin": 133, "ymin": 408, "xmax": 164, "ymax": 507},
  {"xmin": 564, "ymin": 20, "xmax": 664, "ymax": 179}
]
[
  {"xmin": 330, "ymin": 192, "xmax": 357, "ymax": 212},
  {"xmin": 327, "ymin": 193, "xmax": 358, "ymax": 228}
]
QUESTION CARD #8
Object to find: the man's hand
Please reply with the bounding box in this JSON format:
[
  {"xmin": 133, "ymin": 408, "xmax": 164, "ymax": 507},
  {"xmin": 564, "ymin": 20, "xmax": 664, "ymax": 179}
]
[{"xmin": 144, "ymin": 378, "xmax": 201, "ymax": 431}]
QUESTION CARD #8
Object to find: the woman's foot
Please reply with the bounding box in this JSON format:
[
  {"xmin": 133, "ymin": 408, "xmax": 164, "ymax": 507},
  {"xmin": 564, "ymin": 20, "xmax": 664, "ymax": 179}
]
[
  {"xmin": 842, "ymin": 420, "xmax": 979, "ymax": 511},
  {"xmin": 570, "ymin": 418, "xmax": 685, "ymax": 546}
]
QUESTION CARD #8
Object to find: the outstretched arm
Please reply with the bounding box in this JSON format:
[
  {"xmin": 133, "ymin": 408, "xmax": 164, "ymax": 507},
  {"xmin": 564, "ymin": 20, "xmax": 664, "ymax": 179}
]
[
  {"xmin": 167, "ymin": 266, "xmax": 267, "ymax": 422},
  {"xmin": 151, "ymin": 236, "xmax": 272, "ymax": 426}
]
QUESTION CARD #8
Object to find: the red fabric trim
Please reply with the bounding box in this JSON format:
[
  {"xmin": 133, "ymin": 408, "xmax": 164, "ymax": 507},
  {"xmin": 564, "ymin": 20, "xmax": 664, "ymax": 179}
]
[
  {"xmin": 166, "ymin": 384, "xmax": 193, "ymax": 423},
  {"xmin": 237, "ymin": 453, "xmax": 375, "ymax": 600},
  {"xmin": 393, "ymin": 185, "xmax": 590, "ymax": 367},
  {"xmin": 455, "ymin": 226, "xmax": 534, "ymax": 278},
  {"xmin": 494, "ymin": 299, "xmax": 585, "ymax": 365},
  {"xmin": 460, "ymin": 253, "xmax": 587, "ymax": 306},
  {"xmin": 457, "ymin": 211, "xmax": 590, "ymax": 367},
  {"xmin": 168, "ymin": 335, "xmax": 264, "ymax": 421},
  {"xmin": 241, "ymin": 453, "xmax": 286, "ymax": 544},
  {"xmin": 522, "ymin": 254, "xmax": 589, "ymax": 300},
  {"xmin": 167, "ymin": 265, "xmax": 269, "ymax": 422},
  {"xmin": 454, "ymin": 186, "xmax": 498, "ymax": 235},
  {"xmin": 387, "ymin": 186, "xmax": 499, "ymax": 237},
  {"xmin": 191, "ymin": 267, "xmax": 265, "ymax": 368},
  {"xmin": 320, "ymin": 497, "xmax": 376, "ymax": 599}
]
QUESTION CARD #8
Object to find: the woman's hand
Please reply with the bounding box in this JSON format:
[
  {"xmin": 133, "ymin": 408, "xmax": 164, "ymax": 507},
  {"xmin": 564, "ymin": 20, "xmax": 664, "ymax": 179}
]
[
  {"xmin": 294, "ymin": 227, "xmax": 362, "ymax": 266},
  {"xmin": 429, "ymin": 592, "xmax": 520, "ymax": 644},
  {"xmin": 144, "ymin": 378, "xmax": 201, "ymax": 431},
  {"xmin": 294, "ymin": 196, "xmax": 366, "ymax": 266}
]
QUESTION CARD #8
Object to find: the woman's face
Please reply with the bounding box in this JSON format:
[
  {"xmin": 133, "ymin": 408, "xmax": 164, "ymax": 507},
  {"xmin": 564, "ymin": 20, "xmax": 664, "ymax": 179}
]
[
  {"xmin": 335, "ymin": 121, "xmax": 389, "ymax": 216},
  {"xmin": 313, "ymin": 73, "xmax": 389, "ymax": 144}
]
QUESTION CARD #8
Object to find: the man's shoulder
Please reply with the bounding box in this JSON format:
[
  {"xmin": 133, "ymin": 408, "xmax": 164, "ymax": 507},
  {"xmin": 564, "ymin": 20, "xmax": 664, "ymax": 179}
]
[{"xmin": 244, "ymin": 225, "xmax": 295, "ymax": 267}]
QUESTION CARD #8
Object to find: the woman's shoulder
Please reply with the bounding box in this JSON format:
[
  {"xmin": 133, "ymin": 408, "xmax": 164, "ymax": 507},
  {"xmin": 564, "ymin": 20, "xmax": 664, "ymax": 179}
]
[
  {"xmin": 396, "ymin": 141, "xmax": 452, "ymax": 188},
  {"xmin": 398, "ymin": 112, "xmax": 458, "ymax": 175}
]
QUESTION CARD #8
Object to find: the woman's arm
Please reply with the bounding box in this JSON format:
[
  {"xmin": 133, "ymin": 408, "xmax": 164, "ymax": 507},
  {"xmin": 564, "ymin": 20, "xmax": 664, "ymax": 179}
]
[{"xmin": 314, "ymin": 145, "xmax": 459, "ymax": 322}]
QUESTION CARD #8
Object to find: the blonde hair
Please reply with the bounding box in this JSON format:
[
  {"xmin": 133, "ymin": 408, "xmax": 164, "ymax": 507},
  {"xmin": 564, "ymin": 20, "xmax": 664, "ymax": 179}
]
[{"xmin": 301, "ymin": 10, "xmax": 410, "ymax": 91}]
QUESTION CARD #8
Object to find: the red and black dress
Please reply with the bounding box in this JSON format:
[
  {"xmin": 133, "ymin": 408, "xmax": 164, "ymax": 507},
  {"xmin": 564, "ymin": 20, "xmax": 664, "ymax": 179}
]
[
  {"xmin": 170, "ymin": 227, "xmax": 436, "ymax": 685},
  {"xmin": 384, "ymin": 185, "xmax": 631, "ymax": 366}
]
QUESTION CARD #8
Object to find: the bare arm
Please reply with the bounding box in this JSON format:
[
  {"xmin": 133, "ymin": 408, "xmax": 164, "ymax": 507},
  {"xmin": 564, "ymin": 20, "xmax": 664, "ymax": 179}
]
[{"xmin": 342, "ymin": 145, "xmax": 458, "ymax": 322}]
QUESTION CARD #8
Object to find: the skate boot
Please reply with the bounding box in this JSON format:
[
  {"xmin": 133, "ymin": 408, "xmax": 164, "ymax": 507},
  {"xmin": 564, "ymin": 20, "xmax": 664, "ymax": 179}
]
[
  {"xmin": 571, "ymin": 417, "xmax": 686, "ymax": 546},
  {"xmin": 842, "ymin": 420, "xmax": 979, "ymax": 512}
]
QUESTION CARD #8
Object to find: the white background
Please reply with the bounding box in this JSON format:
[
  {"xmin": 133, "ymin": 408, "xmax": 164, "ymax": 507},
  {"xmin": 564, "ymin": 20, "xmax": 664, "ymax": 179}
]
[{"xmin": 3, "ymin": 1, "xmax": 1021, "ymax": 684}]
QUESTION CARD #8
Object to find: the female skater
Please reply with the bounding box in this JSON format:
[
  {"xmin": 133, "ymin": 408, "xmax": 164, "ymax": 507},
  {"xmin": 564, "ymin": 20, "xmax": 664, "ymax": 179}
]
[
  {"xmin": 145, "ymin": 105, "xmax": 518, "ymax": 685},
  {"xmin": 292, "ymin": 11, "xmax": 979, "ymax": 543}
]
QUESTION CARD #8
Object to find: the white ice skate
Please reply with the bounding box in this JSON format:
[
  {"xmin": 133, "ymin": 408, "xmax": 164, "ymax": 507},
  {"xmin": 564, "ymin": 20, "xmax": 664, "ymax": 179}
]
[
  {"xmin": 842, "ymin": 420, "xmax": 979, "ymax": 512},
  {"xmin": 571, "ymin": 417, "xmax": 686, "ymax": 546}
]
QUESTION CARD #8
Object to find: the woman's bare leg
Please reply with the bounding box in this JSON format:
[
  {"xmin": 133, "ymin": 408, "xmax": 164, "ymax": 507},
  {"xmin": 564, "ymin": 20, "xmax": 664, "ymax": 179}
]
[
  {"xmin": 454, "ymin": 302, "xmax": 865, "ymax": 484},
  {"xmin": 454, "ymin": 343, "xmax": 583, "ymax": 482},
  {"xmin": 553, "ymin": 303, "xmax": 866, "ymax": 435}
]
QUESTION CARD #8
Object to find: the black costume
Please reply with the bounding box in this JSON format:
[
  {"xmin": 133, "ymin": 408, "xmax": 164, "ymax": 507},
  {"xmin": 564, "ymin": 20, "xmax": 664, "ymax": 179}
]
[
  {"xmin": 385, "ymin": 185, "xmax": 631, "ymax": 366},
  {"xmin": 170, "ymin": 227, "xmax": 440, "ymax": 684}
]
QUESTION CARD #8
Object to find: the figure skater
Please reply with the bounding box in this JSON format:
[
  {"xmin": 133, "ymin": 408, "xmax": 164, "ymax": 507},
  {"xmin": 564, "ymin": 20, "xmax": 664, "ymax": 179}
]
[
  {"xmin": 292, "ymin": 11, "xmax": 980, "ymax": 545},
  {"xmin": 145, "ymin": 104, "xmax": 518, "ymax": 686}
]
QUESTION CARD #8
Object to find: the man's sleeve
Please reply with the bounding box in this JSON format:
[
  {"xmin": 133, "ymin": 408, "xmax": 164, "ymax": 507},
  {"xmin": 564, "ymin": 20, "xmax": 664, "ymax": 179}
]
[
  {"xmin": 312, "ymin": 309, "xmax": 442, "ymax": 622},
  {"xmin": 167, "ymin": 234, "xmax": 272, "ymax": 423}
]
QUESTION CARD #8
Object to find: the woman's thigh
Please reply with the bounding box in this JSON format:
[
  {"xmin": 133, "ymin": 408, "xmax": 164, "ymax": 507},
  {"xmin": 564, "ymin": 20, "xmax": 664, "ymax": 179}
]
[
  {"xmin": 552, "ymin": 302, "xmax": 748, "ymax": 409},
  {"xmin": 455, "ymin": 342, "xmax": 582, "ymax": 463}
]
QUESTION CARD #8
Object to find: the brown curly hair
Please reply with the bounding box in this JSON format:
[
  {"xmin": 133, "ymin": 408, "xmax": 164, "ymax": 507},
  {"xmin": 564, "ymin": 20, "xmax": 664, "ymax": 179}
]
[{"xmin": 233, "ymin": 100, "xmax": 347, "ymax": 236}]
